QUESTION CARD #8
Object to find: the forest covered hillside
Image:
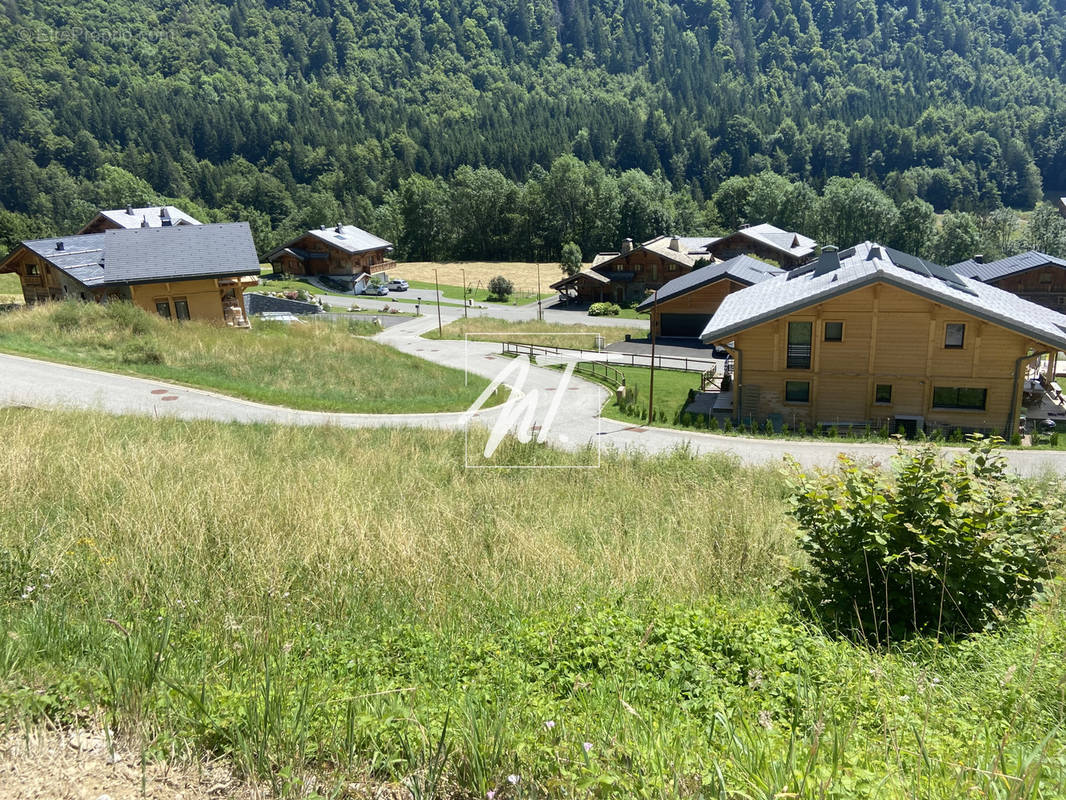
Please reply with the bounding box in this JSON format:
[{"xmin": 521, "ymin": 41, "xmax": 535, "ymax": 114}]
[{"xmin": 1, "ymin": 0, "xmax": 1065, "ymax": 259}]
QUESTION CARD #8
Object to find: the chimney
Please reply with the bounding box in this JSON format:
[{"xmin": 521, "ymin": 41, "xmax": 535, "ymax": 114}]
[
  {"xmin": 972, "ymin": 254, "xmax": 984, "ymax": 264},
  {"xmin": 867, "ymin": 245, "xmax": 882, "ymax": 260},
  {"xmin": 319, "ymin": 224, "xmax": 326, "ymax": 231},
  {"xmin": 669, "ymin": 236, "xmax": 682, "ymax": 252},
  {"xmin": 160, "ymin": 207, "xmax": 170, "ymax": 219},
  {"xmin": 812, "ymin": 244, "xmax": 839, "ymax": 277},
  {"xmin": 55, "ymin": 241, "xmax": 64, "ymax": 251},
  {"xmin": 621, "ymin": 237, "xmax": 633, "ymax": 255},
  {"xmin": 141, "ymin": 216, "xmax": 149, "ymax": 228},
  {"xmin": 335, "ymin": 223, "xmax": 344, "ymax": 233},
  {"xmin": 125, "ymin": 204, "xmax": 134, "ymax": 215}
]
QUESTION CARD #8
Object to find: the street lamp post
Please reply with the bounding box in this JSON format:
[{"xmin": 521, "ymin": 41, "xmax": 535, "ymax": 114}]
[
  {"xmin": 461, "ymin": 267, "xmax": 468, "ymax": 319},
  {"xmin": 433, "ymin": 268, "xmax": 443, "ymax": 338},
  {"xmin": 536, "ymin": 262, "xmax": 543, "ymax": 321},
  {"xmin": 648, "ymin": 289, "xmax": 658, "ymax": 424}
]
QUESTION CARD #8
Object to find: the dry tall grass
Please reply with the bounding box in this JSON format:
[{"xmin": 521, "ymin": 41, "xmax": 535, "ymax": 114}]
[{"xmin": 391, "ymin": 261, "xmax": 569, "ymax": 291}]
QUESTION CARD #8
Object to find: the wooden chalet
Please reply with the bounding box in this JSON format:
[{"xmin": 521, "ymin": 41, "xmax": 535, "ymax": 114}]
[
  {"xmin": 551, "ymin": 235, "xmax": 708, "ymax": 304},
  {"xmin": 78, "ymin": 205, "xmax": 203, "ymax": 234},
  {"xmin": 954, "ymin": 252, "xmax": 1066, "ymax": 313},
  {"xmin": 265, "ymin": 224, "xmax": 395, "ymax": 286},
  {"xmin": 0, "ymin": 223, "xmax": 260, "ymax": 327},
  {"xmin": 700, "ymin": 241, "xmax": 1066, "ymax": 437},
  {"xmin": 635, "ymin": 255, "xmax": 784, "ymax": 338},
  {"xmin": 701, "ymin": 223, "xmax": 817, "ymax": 268}
]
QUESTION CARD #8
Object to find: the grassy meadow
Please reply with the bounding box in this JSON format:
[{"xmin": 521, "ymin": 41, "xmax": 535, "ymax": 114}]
[
  {"xmin": 0, "ymin": 271, "xmax": 22, "ymax": 304},
  {"xmin": 425, "ymin": 317, "xmax": 646, "ymax": 348},
  {"xmin": 1, "ymin": 410, "xmax": 1065, "ymax": 798},
  {"xmin": 0, "ymin": 301, "xmax": 491, "ymax": 413}
]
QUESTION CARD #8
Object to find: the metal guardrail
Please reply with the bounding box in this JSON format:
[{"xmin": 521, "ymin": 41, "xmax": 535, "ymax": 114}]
[{"xmin": 500, "ymin": 341, "xmax": 717, "ymax": 373}]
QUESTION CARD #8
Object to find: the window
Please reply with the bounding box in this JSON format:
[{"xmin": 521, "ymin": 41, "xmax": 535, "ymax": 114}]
[
  {"xmin": 786, "ymin": 321, "xmax": 812, "ymax": 369},
  {"xmin": 875, "ymin": 384, "xmax": 892, "ymax": 404},
  {"xmin": 944, "ymin": 323, "xmax": 966, "ymax": 349},
  {"xmin": 173, "ymin": 298, "xmax": 190, "ymax": 321},
  {"xmin": 25, "ymin": 264, "xmax": 37, "ymax": 276},
  {"xmin": 932, "ymin": 386, "xmax": 986, "ymax": 410},
  {"xmin": 668, "ymin": 263, "xmax": 677, "ymax": 271},
  {"xmin": 824, "ymin": 321, "xmax": 843, "ymax": 342},
  {"xmin": 155, "ymin": 301, "xmax": 172, "ymax": 319},
  {"xmin": 785, "ymin": 381, "xmax": 810, "ymax": 403}
]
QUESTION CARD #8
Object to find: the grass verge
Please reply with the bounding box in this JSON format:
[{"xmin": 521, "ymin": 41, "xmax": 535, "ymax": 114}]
[
  {"xmin": 0, "ymin": 301, "xmax": 494, "ymax": 413},
  {"xmin": 1, "ymin": 411, "xmax": 1065, "ymax": 797},
  {"xmin": 424, "ymin": 317, "xmax": 647, "ymax": 348}
]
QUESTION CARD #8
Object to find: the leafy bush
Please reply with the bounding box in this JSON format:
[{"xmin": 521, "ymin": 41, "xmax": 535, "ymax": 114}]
[
  {"xmin": 588, "ymin": 302, "xmax": 621, "ymax": 317},
  {"xmin": 487, "ymin": 275, "xmax": 513, "ymax": 301},
  {"xmin": 787, "ymin": 438, "xmax": 1062, "ymax": 641}
]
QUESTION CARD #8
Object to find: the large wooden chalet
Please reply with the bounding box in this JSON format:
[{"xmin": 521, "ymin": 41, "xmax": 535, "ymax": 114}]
[
  {"xmin": 0, "ymin": 223, "xmax": 260, "ymax": 327},
  {"xmin": 953, "ymin": 251, "xmax": 1066, "ymax": 313},
  {"xmin": 699, "ymin": 223, "xmax": 817, "ymax": 268},
  {"xmin": 78, "ymin": 205, "xmax": 203, "ymax": 234},
  {"xmin": 266, "ymin": 225, "xmax": 395, "ymax": 287},
  {"xmin": 551, "ymin": 235, "xmax": 707, "ymax": 304},
  {"xmin": 700, "ymin": 241, "xmax": 1066, "ymax": 437},
  {"xmin": 635, "ymin": 255, "xmax": 784, "ymax": 338}
]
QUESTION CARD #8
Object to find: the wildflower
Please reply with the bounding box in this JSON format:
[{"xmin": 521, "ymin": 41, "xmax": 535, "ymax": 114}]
[
  {"xmin": 507, "ymin": 774, "xmax": 519, "ymax": 785},
  {"xmin": 487, "ymin": 792, "xmax": 495, "ymax": 799},
  {"xmin": 582, "ymin": 741, "xmax": 593, "ymax": 753},
  {"xmin": 758, "ymin": 710, "xmax": 773, "ymax": 730},
  {"xmin": 544, "ymin": 720, "xmax": 555, "ymax": 730}
]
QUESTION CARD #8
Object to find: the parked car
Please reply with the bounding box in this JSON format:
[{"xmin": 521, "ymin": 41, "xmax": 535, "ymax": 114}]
[
  {"xmin": 364, "ymin": 283, "xmax": 389, "ymax": 296},
  {"xmin": 386, "ymin": 279, "xmax": 409, "ymax": 291}
]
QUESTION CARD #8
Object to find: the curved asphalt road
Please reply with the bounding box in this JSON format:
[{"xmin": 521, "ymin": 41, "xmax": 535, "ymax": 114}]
[{"xmin": 3, "ymin": 313, "xmax": 1066, "ymax": 475}]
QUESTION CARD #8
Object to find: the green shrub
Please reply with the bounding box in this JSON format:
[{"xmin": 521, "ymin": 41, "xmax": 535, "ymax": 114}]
[
  {"xmin": 119, "ymin": 338, "xmax": 165, "ymax": 364},
  {"xmin": 708, "ymin": 415, "xmax": 720, "ymax": 431},
  {"xmin": 588, "ymin": 302, "xmax": 621, "ymax": 317},
  {"xmin": 879, "ymin": 423, "xmax": 890, "ymax": 439},
  {"xmin": 763, "ymin": 419, "xmax": 774, "ymax": 435},
  {"xmin": 487, "ymin": 275, "xmax": 514, "ymax": 301},
  {"xmin": 722, "ymin": 418, "xmax": 733, "ymax": 433},
  {"xmin": 797, "ymin": 421, "xmax": 807, "ymax": 436},
  {"xmin": 949, "ymin": 428, "xmax": 964, "ymax": 443},
  {"xmin": 1051, "ymin": 432, "xmax": 1059, "ymax": 446},
  {"xmin": 1011, "ymin": 432, "xmax": 1022, "ymax": 445},
  {"xmin": 786, "ymin": 438, "xmax": 1063, "ymax": 641}
]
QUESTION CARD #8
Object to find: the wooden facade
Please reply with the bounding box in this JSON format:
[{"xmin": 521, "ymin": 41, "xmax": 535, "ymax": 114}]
[
  {"xmin": 983, "ymin": 264, "xmax": 1066, "ymax": 313},
  {"xmin": 648, "ymin": 279, "xmax": 745, "ymax": 338},
  {"xmin": 269, "ymin": 233, "xmax": 395, "ymax": 277},
  {"xmin": 1, "ymin": 248, "xmax": 256, "ymax": 326},
  {"xmin": 718, "ymin": 283, "xmax": 1052, "ymax": 436}
]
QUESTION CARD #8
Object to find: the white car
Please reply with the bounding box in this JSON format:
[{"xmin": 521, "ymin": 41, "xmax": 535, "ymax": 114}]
[
  {"xmin": 364, "ymin": 283, "xmax": 389, "ymax": 296},
  {"xmin": 386, "ymin": 279, "xmax": 409, "ymax": 291}
]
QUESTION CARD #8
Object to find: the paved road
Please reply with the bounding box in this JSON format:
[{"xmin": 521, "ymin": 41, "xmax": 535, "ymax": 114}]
[{"xmin": 6, "ymin": 314, "xmax": 1066, "ymax": 475}]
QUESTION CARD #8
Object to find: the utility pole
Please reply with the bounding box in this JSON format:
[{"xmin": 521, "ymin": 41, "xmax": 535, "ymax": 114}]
[
  {"xmin": 461, "ymin": 267, "xmax": 468, "ymax": 319},
  {"xmin": 648, "ymin": 289, "xmax": 658, "ymax": 424},
  {"xmin": 433, "ymin": 268, "xmax": 443, "ymax": 338},
  {"xmin": 536, "ymin": 262, "xmax": 543, "ymax": 321}
]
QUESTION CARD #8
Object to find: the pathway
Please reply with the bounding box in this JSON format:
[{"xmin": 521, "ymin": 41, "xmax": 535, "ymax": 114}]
[{"xmin": 4, "ymin": 315, "xmax": 1066, "ymax": 475}]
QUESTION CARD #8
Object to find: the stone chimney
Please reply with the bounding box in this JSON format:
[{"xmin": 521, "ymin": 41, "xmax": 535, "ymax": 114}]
[
  {"xmin": 125, "ymin": 204, "xmax": 134, "ymax": 215},
  {"xmin": 335, "ymin": 223, "xmax": 344, "ymax": 233},
  {"xmin": 669, "ymin": 236, "xmax": 682, "ymax": 252},
  {"xmin": 621, "ymin": 237, "xmax": 633, "ymax": 255},
  {"xmin": 141, "ymin": 216, "xmax": 149, "ymax": 228},
  {"xmin": 55, "ymin": 241, "xmax": 64, "ymax": 251},
  {"xmin": 972, "ymin": 254, "xmax": 984, "ymax": 264},
  {"xmin": 160, "ymin": 207, "xmax": 172, "ymax": 227}
]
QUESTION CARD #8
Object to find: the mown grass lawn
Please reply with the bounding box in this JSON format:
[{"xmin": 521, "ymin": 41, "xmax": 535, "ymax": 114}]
[
  {"xmin": 600, "ymin": 364, "xmax": 702, "ymax": 424},
  {"xmin": 0, "ymin": 301, "xmax": 493, "ymax": 413},
  {"xmin": 424, "ymin": 317, "xmax": 646, "ymax": 349},
  {"xmin": 0, "ymin": 271, "xmax": 22, "ymax": 302},
  {"xmin": 1, "ymin": 410, "xmax": 1065, "ymax": 798}
]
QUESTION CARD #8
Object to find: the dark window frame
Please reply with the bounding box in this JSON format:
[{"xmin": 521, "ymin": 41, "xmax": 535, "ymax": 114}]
[
  {"xmin": 875, "ymin": 384, "xmax": 892, "ymax": 404},
  {"xmin": 155, "ymin": 300, "xmax": 172, "ymax": 319},
  {"xmin": 784, "ymin": 380, "xmax": 811, "ymax": 403},
  {"xmin": 944, "ymin": 323, "xmax": 966, "ymax": 349},
  {"xmin": 931, "ymin": 386, "xmax": 987, "ymax": 410},
  {"xmin": 824, "ymin": 321, "xmax": 844, "ymax": 342},
  {"xmin": 173, "ymin": 297, "xmax": 190, "ymax": 321},
  {"xmin": 25, "ymin": 263, "xmax": 38, "ymax": 276},
  {"xmin": 786, "ymin": 321, "xmax": 813, "ymax": 369}
]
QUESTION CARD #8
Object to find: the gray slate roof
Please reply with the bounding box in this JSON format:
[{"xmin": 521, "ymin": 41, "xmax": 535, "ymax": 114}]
[
  {"xmin": 952, "ymin": 251, "xmax": 1066, "ymax": 283},
  {"xmin": 266, "ymin": 224, "xmax": 393, "ymax": 260},
  {"xmin": 714, "ymin": 223, "xmax": 817, "ymax": 260},
  {"xmin": 20, "ymin": 223, "xmax": 259, "ymax": 288},
  {"xmin": 635, "ymin": 255, "xmax": 783, "ymax": 311},
  {"xmin": 79, "ymin": 205, "xmax": 202, "ymax": 232},
  {"xmin": 700, "ymin": 241, "xmax": 1066, "ymax": 352}
]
